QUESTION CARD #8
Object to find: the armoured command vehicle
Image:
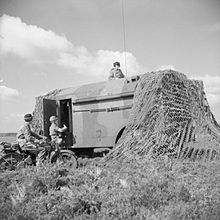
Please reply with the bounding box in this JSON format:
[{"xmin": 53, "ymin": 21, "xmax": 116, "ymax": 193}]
[{"xmin": 42, "ymin": 75, "xmax": 140, "ymax": 157}]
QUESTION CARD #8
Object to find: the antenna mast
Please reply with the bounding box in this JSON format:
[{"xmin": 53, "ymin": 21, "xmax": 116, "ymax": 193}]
[{"xmin": 121, "ymin": 0, "xmax": 127, "ymax": 77}]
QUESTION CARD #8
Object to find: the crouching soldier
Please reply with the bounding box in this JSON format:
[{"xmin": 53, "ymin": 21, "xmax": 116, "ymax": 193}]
[
  {"xmin": 16, "ymin": 113, "xmax": 45, "ymax": 165},
  {"xmin": 49, "ymin": 116, "xmax": 67, "ymax": 147}
]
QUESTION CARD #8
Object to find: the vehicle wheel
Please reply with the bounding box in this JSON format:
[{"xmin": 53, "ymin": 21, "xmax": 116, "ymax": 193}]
[
  {"xmin": 51, "ymin": 150, "xmax": 78, "ymax": 169},
  {"xmin": 0, "ymin": 153, "xmax": 23, "ymax": 171}
]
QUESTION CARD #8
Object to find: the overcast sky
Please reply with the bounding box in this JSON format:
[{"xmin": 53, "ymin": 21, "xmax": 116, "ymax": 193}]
[{"xmin": 0, "ymin": 0, "xmax": 220, "ymax": 132}]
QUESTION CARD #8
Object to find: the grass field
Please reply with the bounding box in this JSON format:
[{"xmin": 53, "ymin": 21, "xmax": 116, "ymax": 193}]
[
  {"xmin": 0, "ymin": 132, "xmax": 219, "ymax": 219},
  {"xmin": 0, "ymin": 156, "xmax": 219, "ymax": 219},
  {"xmin": 0, "ymin": 135, "xmax": 16, "ymax": 143}
]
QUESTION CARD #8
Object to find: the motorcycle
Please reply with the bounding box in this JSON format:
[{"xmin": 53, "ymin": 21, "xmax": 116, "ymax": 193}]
[{"xmin": 0, "ymin": 140, "xmax": 78, "ymax": 171}]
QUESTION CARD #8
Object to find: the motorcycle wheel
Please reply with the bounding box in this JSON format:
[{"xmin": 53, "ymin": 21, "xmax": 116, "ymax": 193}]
[
  {"xmin": 0, "ymin": 153, "xmax": 23, "ymax": 171},
  {"xmin": 51, "ymin": 149, "xmax": 78, "ymax": 169}
]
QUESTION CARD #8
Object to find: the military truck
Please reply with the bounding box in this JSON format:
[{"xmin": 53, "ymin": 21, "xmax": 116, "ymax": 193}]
[{"xmin": 42, "ymin": 75, "xmax": 140, "ymax": 157}]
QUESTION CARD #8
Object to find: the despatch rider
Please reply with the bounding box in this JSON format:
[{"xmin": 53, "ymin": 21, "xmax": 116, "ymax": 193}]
[
  {"xmin": 17, "ymin": 113, "xmax": 44, "ymax": 147},
  {"xmin": 16, "ymin": 113, "xmax": 45, "ymax": 164},
  {"xmin": 49, "ymin": 116, "xmax": 67, "ymax": 147}
]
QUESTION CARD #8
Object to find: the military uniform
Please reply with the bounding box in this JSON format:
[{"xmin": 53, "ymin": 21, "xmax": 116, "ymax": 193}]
[
  {"xmin": 108, "ymin": 68, "xmax": 125, "ymax": 80},
  {"xmin": 17, "ymin": 121, "xmax": 43, "ymax": 165},
  {"xmin": 49, "ymin": 123, "xmax": 62, "ymax": 145},
  {"xmin": 16, "ymin": 122, "xmax": 40, "ymax": 146}
]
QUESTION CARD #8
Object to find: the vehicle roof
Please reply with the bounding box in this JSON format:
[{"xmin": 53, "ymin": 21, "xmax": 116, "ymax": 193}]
[{"xmin": 55, "ymin": 75, "xmax": 140, "ymax": 102}]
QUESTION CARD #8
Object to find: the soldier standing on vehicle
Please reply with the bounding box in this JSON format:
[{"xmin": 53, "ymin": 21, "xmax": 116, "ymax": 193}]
[
  {"xmin": 108, "ymin": 62, "xmax": 125, "ymax": 80},
  {"xmin": 16, "ymin": 113, "xmax": 44, "ymax": 147},
  {"xmin": 49, "ymin": 116, "xmax": 67, "ymax": 146}
]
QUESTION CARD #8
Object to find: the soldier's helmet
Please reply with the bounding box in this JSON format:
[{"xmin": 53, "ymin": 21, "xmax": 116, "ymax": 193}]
[
  {"xmin": 24, "ymin": 113, "xmax": 33, "ymax": 122},
  {"xmin": 49, "ymin": 116, "xmax": 57, "ymax": 122},
  {"xmin": 113, "ymin": 62, "xmax": 120, "ymax": 67}
]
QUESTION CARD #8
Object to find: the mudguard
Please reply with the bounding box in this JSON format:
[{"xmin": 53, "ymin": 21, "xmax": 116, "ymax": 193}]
[{"xmin": 51, "ymin": 149, "xmax": 78, "ymax": 168}]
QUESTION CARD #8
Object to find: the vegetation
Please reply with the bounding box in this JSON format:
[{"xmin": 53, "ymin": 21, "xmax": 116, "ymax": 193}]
[
  {"xmin": 1, "ymin": 72, "xmax": 219, "ymax": 219},
  {"xmin": 0, "ymin": 156, "xmax": 219, "ymax": 220},
  {"xmin": 0, "ymin": 134, "xmax": 16, "ymax": 143}
]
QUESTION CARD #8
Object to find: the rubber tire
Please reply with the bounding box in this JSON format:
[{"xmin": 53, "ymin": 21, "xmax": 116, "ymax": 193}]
[
  {"xmin": 0, "ymin": 153, "xmax": 23, "ymax": 171},
  {"xmin": 51, "ymin": 149, "xmax": 78, "ymax": 169}
]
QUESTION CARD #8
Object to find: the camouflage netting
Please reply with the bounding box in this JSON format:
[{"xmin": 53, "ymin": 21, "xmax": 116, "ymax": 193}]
[
  {"xmin": 103, "ymin": 70, "xmax": 220, "ymax": 164},
  {"xmin": 32, "ymin": 89, "xmax": 62, "ymax": 133}
]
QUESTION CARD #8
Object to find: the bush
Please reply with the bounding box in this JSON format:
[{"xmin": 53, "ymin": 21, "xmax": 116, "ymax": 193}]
[{"xmin": 0, "ymin": 158, "xmax": 219, "ymax": 219}]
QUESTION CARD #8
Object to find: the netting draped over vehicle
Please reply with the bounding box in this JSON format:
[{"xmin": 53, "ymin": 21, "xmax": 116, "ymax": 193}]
[
  {"xmin": 32, "ymin": 89, "xmax": 62, "ymax": 134},
  {"xmin": 103, "ymin": 70, "xmax": 220, "ymax": 164}
]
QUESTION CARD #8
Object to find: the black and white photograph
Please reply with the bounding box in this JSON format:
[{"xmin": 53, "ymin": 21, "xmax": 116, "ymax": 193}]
[{"xmin": 0, "ymin": 0, "xmax": 220, "ymax": 219}]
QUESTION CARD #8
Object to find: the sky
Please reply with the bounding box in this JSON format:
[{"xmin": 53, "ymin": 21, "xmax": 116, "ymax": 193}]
[{"xmin": 0, "ymin": 0, "xmax": 220, "ymax": 132}]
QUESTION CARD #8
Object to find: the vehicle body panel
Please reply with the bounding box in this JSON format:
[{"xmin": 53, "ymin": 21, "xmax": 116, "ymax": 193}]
[{"xmin": 42, "ymin": 76, "xmax": 140, "ymax": 148}]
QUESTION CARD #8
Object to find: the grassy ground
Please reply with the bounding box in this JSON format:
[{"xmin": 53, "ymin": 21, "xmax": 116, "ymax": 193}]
[
  {"xmin": 0, "ymin": 156, "xmax": 219, "ymax": 219},
  {"xmin": 0, "ymin": 135, "xmax": 16, "ymax": 143}
]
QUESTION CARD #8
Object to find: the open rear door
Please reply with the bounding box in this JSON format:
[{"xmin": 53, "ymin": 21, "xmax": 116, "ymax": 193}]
[
  {"xmin": 43, "ymin": 98, "xmax": 57, "ymax": 137},
  {"xmin": 60, "ymin": 99, "xmax": 74, "ymax": 146}
]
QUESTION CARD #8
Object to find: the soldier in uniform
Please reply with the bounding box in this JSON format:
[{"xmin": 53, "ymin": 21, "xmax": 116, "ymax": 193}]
[
  {"xmin": 49, "ymin": 116, "xmax": 67, "ymax": 146},
  {"xmin": 17, "ymin": 113, "xmax": 44, "ymax": 147},
  {"xmin": 108, "ymin": 62, "xmax": 125, "ymax": 80},
  {"xmin": 16, "ymin": 113, "xmax": 45, "ymax": 165}
]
